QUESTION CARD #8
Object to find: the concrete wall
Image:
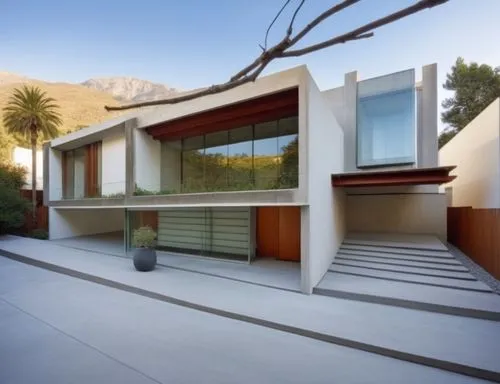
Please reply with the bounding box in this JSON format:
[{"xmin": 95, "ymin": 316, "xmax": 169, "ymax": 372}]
[
  {"xmin": 102, "ymin": 134, "xmax": 126, "ymax": 195},
  {"xmin": 134, "ymin": 129, "xmax": 161, "ymax": 192},
  {"xmin": 302, "ymin": 73, "xmax": 345, "ymax": 294},
  {"xmin": 49, "ymin": 208, "xmax": 124, "ymax": 240},
  {"xmin": 346, "ymin": 193, "xmax": 446, "ymax": 240},
  {"xmin": 160, "ymin": 141, "xmax": 181, "ymax": 192},
  {"xmin": 48, "ymin": 148, "xmax": 63, "ymax": 201},
  {"xmin": 439, "ymin": 98, "xmax": 500, "ymax": 208},
  {"xmin": 321, "ymin": 64, "xmax": 438, "ymax": 173}
]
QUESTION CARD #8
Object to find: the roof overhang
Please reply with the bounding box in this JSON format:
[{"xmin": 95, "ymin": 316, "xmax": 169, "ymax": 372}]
[
  {"xmin": 331, "ymin": 166, "xmax": 457, "ymax": 188},
  {"xmin": 51, "ymin": 116, "xmax": 135, "ymax": 151},
  {"xmin": 146, "ymin": 88, "xmax": 299, "ymax": 141}
]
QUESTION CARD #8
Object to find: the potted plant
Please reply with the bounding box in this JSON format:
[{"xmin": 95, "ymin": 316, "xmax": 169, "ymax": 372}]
[{"xmin": 132, "ymin": 226, "xmax": 157, "ymax": 271}]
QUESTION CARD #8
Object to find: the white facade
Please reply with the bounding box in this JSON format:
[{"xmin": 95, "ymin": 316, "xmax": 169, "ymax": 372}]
[
  {"xmin": 13, "ymin": 146, "xmax": 44, "ymax": 190},
  {"xmin": 44, "ymin": 64, "xmax": 447, "ymax": 294},
  {"xmin": 439, "ymin": 98, "xmax": 500, "ymax": 208},
  {"xmin": 101, "ymin": 133, "xmax": 126, "ymax": 195}
]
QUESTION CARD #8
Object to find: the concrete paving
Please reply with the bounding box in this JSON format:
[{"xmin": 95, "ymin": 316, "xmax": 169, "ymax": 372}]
[
  {"xmin": 51, "ymin": 231, "xmax": 124, "ymax": 257},
  {"xmin": 51, "ymin": 233, "xmax": 301, "ymax": 291},
  {"xmin": 0, "ymin": 257, "xmax": 490, "ymax": 384},
  {"xmin": 157, "ymin": 252, "xmax": 301, "ymax": 292},
  {"xmin": 1, "ymin": 236, "xmax": 500, "ymax": 381},
  {"xmin": 329, "ymin": 264, "xmax": 491, "ymax": 291},
  {"xmin": 317, "ymin": 235, "xmax": 500, "ymax": 321}
]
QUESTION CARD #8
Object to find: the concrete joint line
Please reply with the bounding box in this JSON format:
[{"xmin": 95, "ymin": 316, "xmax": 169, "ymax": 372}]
[{"xmin": 0, "ymin": 250, "xmax": 499, "ymax": 383}]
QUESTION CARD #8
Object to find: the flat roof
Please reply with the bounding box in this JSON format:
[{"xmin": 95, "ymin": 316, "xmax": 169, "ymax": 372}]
[{"xmin": 331, "ymin": 166, "xmax": 456, "ymax": 187}]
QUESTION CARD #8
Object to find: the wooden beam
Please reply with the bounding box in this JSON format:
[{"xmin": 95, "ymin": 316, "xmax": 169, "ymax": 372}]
[
  {"xmin": 331, "ymin": 166, "xmax": 457, "ymax": 187},
  {"xmin": 147, "ymin": 88, "xmax": 298, "ymax": 141}
]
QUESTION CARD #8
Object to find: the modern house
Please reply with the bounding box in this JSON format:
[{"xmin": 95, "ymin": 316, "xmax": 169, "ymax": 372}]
[
  {"xmin": 43, "ymin": 64, "xmax": 454, "ymax": 293},
  {"xmin": 439, "ymin": 98, "xmax": 500, "ymax": 208}
]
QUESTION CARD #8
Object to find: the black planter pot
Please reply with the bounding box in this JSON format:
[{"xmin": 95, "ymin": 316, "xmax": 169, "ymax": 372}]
[{"xmin": 133, "ymin": 248, "xmax": 157, "ymax": 272}]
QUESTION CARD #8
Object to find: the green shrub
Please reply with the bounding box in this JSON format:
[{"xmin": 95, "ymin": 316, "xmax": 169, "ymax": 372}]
[
  {"xmin": 0, "ymin": 162, "xmax": 30, "ymax": 235},
  {"xmin": 0, "ymin": 184, "xmax": 30, "ymax": 235},
  {"xmin": 133, "ymin": 186, "xmax": 176, "ymax": 196},
  {"xmin": 30, "ymin": 229, "xmax": 48, "ymax": 240},
  {"xmin": 132, "ymin": 226, "xmax": 157, "ymax": 248}
]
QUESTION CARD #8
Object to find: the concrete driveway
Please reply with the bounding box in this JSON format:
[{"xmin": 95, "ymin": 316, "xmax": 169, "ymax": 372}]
[{"xmin": 0, "ymin": 256, "xmax": 490, "ymax": 384}]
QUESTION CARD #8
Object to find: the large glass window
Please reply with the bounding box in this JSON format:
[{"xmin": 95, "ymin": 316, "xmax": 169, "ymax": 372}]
[
  {"xmin": 62, "ymin": 142, "xmax": 102, "ymax": 199},
  {"xmin": 177, "ymin": 117, "xmax": 298, "ymax": 193},
  {"xmin": 357, "ymin": 69, "xmax": 415, "ymax": 168}
]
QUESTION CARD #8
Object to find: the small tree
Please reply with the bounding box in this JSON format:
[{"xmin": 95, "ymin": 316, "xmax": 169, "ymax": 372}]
[
  {"xmin": 440, "ymin": 57, "xmax": 500, "ymax": 147},
  {"xmin": 2, "ymin": 85, "xmax": 62, "ymax": 224}
]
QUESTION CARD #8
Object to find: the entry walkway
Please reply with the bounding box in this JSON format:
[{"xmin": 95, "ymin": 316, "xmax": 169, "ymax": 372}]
[
  {"xmin": 1, "ymin": 235, "xmax": 499, "ymax": 382},
  {"xmin": 50, "ymin": 232, "xmax": 301, "ymax": 292},
  {"xmin": 315, "ymin": 233, "xmax": 500, "ymax": 320}
]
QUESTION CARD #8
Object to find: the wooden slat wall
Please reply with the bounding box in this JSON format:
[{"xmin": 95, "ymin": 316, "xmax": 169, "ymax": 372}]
[{"xmin": 447, "ymin": 207, "xmax": 500, "ymax": 279}]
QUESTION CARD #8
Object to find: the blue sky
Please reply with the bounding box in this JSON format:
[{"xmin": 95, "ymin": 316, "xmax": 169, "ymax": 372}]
[{"xmin": 2, "ymin": 0, "xmax": 500, "ymax": 131}]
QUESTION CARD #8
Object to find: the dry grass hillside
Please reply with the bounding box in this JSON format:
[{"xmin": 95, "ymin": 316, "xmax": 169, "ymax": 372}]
[
  {"xmin": 0, "ymin": 80, "xmax": 123, "ymax": 134},
  {"xmin": 0, "ymin": 79, "xmax": 124, "ymax": 159}
]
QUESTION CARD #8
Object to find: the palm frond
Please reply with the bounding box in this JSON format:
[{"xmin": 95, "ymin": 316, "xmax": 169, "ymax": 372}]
[{"xmin": 2, "ymin": 85, "xmax": 63, "ymax": 142}]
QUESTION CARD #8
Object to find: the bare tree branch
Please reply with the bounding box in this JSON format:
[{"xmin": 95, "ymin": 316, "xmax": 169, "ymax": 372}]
[
  {"xmin": 282, "ymin": 0, "xmax": 448, "ymax": 57},
  {"xmin": 264, "ymin": 0, "xmax": 292, "ymax": 51},
  {"xmin": 286, "ymin": 0, "xmax": 306, "ymax": 36},
  {"xmin": 105, "ymin": 0, "xmax": 449, "ymax": 112}
]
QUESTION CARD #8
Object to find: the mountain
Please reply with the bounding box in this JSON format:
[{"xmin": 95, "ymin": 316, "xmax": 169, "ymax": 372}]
[
  {"xmin": 0, "ymin": 72, "xmax": 124, "ymax": 161},
  {"xmin": 0, "ymin": 71, "xmax": 30, "ymax": 86},
  {"xmin": 81, "ymin": 77, "xmax": 179, "ymax": 102}
]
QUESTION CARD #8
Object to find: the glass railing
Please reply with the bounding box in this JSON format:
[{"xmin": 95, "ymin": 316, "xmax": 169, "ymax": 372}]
[
  {"xmin": 133, "ymin": 174, "xmax": 298, "ymax": 196},
  {"xmin": 53, "ymin": 181, "xmax": 126, "ymax": 200}
]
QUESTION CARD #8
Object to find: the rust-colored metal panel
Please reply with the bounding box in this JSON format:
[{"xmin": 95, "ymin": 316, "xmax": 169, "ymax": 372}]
[
  {"xmin": 256, "ymin": 206, "xmax": 301, "ymax": 261},
  {"xmin": 256, "ymin": 207, "xmax": 279, "ymax": 258},
  {"xmin": 278, "ymin": 206, "xmax": 301, "ymax": 262},
  {"xmin": 447, "ymin": 207, "xmax": 500, "ymax": 280}
]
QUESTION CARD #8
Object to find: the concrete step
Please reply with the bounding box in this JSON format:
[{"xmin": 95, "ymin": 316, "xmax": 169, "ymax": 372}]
[
  {"xmin": 332, "ymin": 260, "xmax": 474, "ymax": 280},
  {"xmin": 329, "ymin": 265, "xmax": 492, "ymax": 292},
  {"xmin": 340, "ymin": 245, "xmax": 455, "ymax": 259},
  {"xmin": 343, "ymin": 234, "xmax": 448, "ymax": 251},
  {"xmin": 335, "ymin": 254, "xmax": 468, "ymax": 272},
  {"xmin": 337, "ymin": 249, "xmax": 461, "ymax": 265},
  {"xmin": 315, "ymin": 272, "xmax": 500, "ymax": 321}
]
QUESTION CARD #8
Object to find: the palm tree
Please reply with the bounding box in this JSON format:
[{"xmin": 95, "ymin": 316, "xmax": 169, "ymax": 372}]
[{"xmin": 2, "ymin": 85, "xmax": 62, "ymax": 224}]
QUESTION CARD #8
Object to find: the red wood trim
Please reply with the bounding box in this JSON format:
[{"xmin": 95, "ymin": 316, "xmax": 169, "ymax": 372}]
[
  {"xmin": 331, "ymin": 166, "xmax": 457, "ymax": 187},
  {"xmin": 146, "ymin": 88, "xmax": 298, "ymax": 141},
  {"xmin": 85, "ymin": 142, "xmax": 100, "ymax": 197}
]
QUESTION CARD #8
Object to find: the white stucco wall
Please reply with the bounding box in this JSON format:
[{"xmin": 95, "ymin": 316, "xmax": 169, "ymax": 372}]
[
  {"xmin": 134, "ymin": 129, "xmax": 161, "ymax": 191},
  {"xmin": 439, "ymin": 98, "xmax": 500, "ymax": 208},
  {"xmin": 302, "ymin": 73, "xmax": 345, "ymax": 294},
  {"xmin": 102, "ymin": 134, "xmax": 126, "ymax": 195},
  {"xmin": 13, "ymin": 147, "xmax": 44, "ymax": 190},
  {"xmin": 160, "ymin": 141, "xmax": 181, "ymax": 192},
  {"xmin": 48, "ymin": 148, "xmax": 62, "ymax": 200},
  {"xmin": 49, "ymin": 208, "xmax": 124, "ymax": 240},
  {"xmin": 346, "ymin": 193, "xmax": 446, "ymax": 240}
]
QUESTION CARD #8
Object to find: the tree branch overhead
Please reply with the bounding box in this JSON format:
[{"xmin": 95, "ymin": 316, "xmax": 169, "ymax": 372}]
[{"xmin": 105, "ymin": 0, "xmax": 450, "ymax": 112}]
